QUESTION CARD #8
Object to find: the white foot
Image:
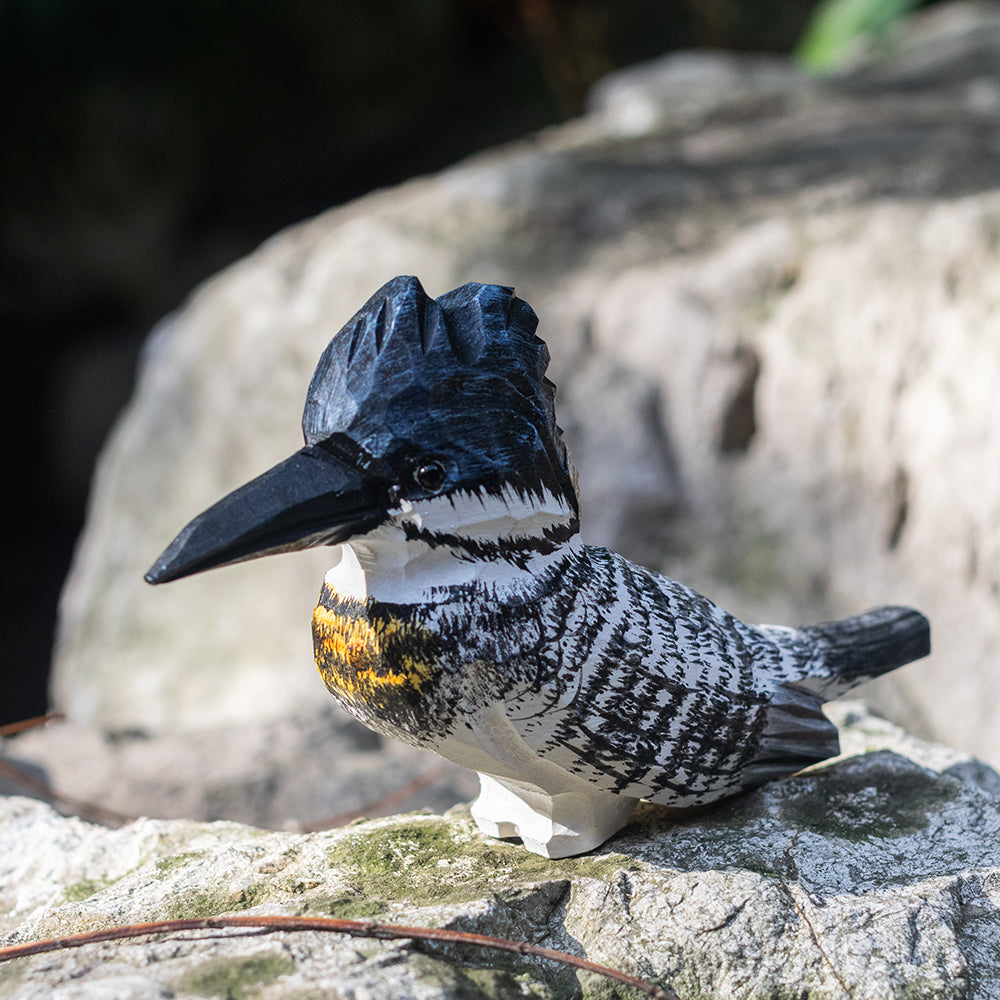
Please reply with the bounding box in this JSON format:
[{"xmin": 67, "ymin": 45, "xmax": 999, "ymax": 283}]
[{"xmin": 470, "ymin": 773, "xmax": 637, "ymax": 858}]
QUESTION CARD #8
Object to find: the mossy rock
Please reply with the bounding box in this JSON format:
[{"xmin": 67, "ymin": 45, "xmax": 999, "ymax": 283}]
[{"xmin": 326, "ymin": 811, "xmax": 642, "ymax": 909}]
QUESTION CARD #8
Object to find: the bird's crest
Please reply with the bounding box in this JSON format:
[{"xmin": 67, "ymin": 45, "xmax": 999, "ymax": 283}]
[{"xmin": 301, "ymin": 276, "xmax": 575, "ymax": 504}]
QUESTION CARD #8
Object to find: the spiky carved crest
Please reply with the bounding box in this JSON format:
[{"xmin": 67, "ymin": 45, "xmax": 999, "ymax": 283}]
[{"xmin": 301, "ymin": 276, "xmax": 577, "ymax": 509}]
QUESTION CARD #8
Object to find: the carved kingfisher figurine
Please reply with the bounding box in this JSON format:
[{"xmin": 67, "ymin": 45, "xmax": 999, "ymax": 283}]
[{"xmin": 146, "ymin": 275, "xmax": 931, "ymax": 858}]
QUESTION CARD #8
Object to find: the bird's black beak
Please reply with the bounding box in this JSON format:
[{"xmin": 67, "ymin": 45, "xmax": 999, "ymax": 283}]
[{"xmin": 144, "ymin": 444, "xmax": 389, "ymax": 585}]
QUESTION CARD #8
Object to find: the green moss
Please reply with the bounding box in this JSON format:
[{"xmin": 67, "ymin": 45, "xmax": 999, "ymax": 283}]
[
  {"xmin": 647, "ymin": 756, "xmax": 961, "ymax": 850},
  {"xmin": 406, "ymin": 951, "xmax": 564, "ymax": 999},
  {"xmin": 155, "ymin": 851, "xmax": 206, "ymax": 875},
  {"xmin": 326, "ymin": 814, "xmax": 640, "ymax": 908},
  {"xmin": 297, "ymin": 891, "xmax": 387, "ymax": 919},
  {"xmin": 778, "ymin": 762, "xmax": 959, "ymax": 843},
  {"xmin": 62, "ymin": 877, "xmax": 112, "ymax": 903},
  {"xmin": 161, "ymin": 882, "xmax": 270, "ymax": 921},
  {"xmin": 462, "ymin": 965, "xmax": 564, "ymax": 998},
  {"xmin": 176, "ymin": 953, "xmax": 294, "ymax": 999},
  {"xmin": 407, "ymin": 947, "xmax": 654, "ymax": 999},
  {"xmin": 578, "ymin": 969, "xmax": 653, "ymax": 999}
]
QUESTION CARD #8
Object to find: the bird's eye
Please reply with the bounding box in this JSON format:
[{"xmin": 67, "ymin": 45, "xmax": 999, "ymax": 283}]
[{"xmin": 412, "ymin": 459, "xmax": 447, "ymax": 493}]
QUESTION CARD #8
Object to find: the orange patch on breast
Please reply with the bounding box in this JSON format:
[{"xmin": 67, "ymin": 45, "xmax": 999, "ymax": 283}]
[{"xmin": 311, "ymin": 602, "xmax": 435, "ymax": 704}]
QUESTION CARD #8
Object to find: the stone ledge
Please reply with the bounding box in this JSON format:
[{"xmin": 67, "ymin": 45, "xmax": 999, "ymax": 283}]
[{"xmin": 3, "ymin": 706, "xmax": 999, "ymax": 999}]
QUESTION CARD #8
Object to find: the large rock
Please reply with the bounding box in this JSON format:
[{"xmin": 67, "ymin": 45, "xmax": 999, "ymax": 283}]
[
  {"xmin": 53, "ymin": 2, "xmax": 1000, "ymax": 771},
  {"xmin": 3, "ymin": 707, "xmax": 1000, "ymax": 999}
]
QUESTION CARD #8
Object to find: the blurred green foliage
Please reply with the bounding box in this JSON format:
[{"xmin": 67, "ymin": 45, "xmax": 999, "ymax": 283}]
[{"xmin": 796, "ymin": 0, "xmax": 927, "ymax": 73}]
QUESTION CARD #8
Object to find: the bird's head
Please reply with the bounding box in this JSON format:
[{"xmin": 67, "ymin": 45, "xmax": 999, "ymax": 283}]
[{"xmin": 145, "ymin": 276, "xmax": 579, "ymax": 588}]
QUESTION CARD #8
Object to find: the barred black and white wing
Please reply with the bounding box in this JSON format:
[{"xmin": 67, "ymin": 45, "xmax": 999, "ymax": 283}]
[{"xmin": 485, "ymin": 547, "xmax": 930, "ymax": 807}]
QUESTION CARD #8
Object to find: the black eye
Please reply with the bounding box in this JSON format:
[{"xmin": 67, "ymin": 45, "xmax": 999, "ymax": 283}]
[{"xmin": 412, "ymin": 459, "xmax": 446, "ymax": 493}]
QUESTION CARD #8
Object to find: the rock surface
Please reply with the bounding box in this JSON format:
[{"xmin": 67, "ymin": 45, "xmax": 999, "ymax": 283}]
[
  {"xmin": 0, "ymin": 705, "xmax": 480, "ymax": 831},
  {"xmin": 3, "ymin": 706, "xmax": 1000, "ymax": 1000},
  {"xmin": 49, "ymin": 3, "xmax": 1000, "ymax": 767}
]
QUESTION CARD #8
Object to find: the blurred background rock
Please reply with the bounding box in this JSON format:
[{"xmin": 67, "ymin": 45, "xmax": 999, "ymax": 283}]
[{"xmin": 2, "ymin": 0, "xmax": 841, "ymax": 728}]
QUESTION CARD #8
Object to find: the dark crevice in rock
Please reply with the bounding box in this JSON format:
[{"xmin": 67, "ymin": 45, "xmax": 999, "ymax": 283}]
[
  {"xmin": 887, "ymin": 465, "xmax": 910, "ymax": 551},
  {"xmin": 719, "ymin": 344, "xmax": 761, "ymax": 455}
]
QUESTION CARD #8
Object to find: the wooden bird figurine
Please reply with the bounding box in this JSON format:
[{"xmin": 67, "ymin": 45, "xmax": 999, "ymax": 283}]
[{"xmin": 147, "ymin": 276, "xmax": 930, "ymax": 857}]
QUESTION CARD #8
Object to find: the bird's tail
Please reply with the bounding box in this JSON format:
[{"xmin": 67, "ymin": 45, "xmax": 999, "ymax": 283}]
[
  {"xmin": 796, "ymin": 605, "xmax": 930, "ymax": 700},
  {"xmin": 745, "ymin": 605, "xmax": 930, "ymax": 787}
]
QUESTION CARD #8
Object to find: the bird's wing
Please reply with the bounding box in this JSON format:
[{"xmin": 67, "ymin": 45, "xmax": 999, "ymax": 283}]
[{"xmin": 491, "ymin": 546, "xmax": 827, "ymax": 804}]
